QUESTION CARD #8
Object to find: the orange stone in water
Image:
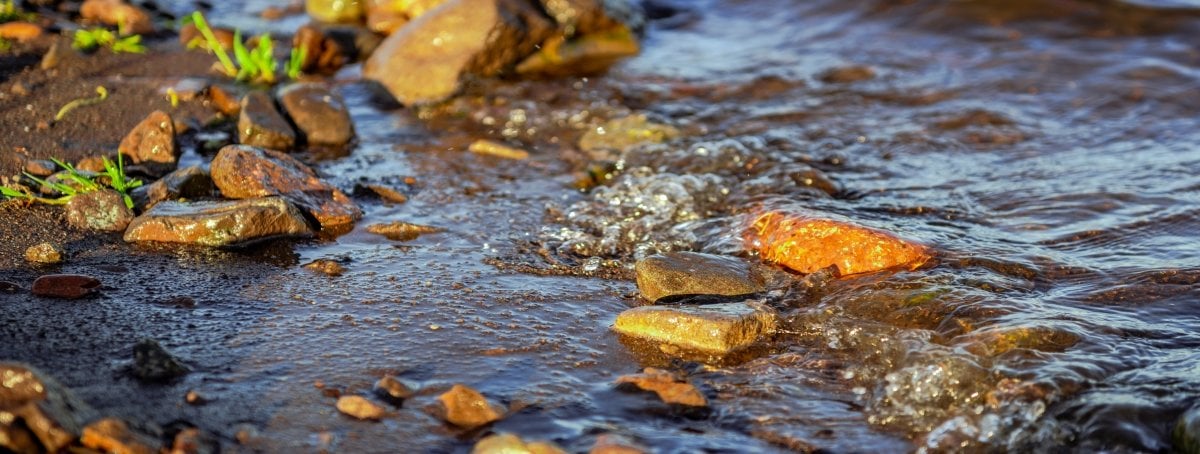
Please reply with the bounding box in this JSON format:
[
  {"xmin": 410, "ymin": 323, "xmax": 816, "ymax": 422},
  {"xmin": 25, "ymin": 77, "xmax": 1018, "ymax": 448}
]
[{"xmin": 746, "ymin": 211, "xmax": 931, "ymax": 275}]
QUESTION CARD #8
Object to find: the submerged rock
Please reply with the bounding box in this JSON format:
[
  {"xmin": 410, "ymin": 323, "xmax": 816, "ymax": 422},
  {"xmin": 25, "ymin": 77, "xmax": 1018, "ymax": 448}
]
[
  {"xmin": 24, "ymin": 242, "xmax": 64, "ymax": 264},
  {"xmin": 635, "ymin": 251, "xmax": 766, "ymax": 302},
  {"xmin": 1176, "ymin": 405, "xmax": 1200, "ymax": 454},
  {"xmin": 0, "ymin": 363, "xmax": 96, "ymax": 453},
  {"xmin": 432, "ymin": 384, "xmax": 504, "ymax": 430},
  {"xmin": 516, "ymin": 25, "xmax": 639, "ymax": 77},
  {"xmin": 746, "ymin": 211, "xmax": 931, "ymax": 275},
  {"xmin": 66, "ymin": 190, "xmax": 135, "ymax": 232},
  {"xmin": 336, "ymin": 395, "xmax": 387, "ymax": 420},
  {"xmin": 130, "ymin": 166, "xmax": 214, "ymax": 211},
  {"xmin": 578, "ymin": 114, "xmax": 679, "ymax": 160},
  {"xmin": 472, "ymin": 433, "xmax": 566, "ymax": 454},
  {"xmin": 590, "ymin": 433, "xmax": 647, "ymax": 454},
  {"xmin": 31, "ymin": 274, "xmax": 101, "ymax": 299},
  {"xmin": 366, "ymin": 221, "xmax": 441, "ymax": 241},
  {"xmin": 374, "ymin": 375, "xmax": 416, "ymax": 405},
  {"xmin": 118, "ymin": 110, "xmax": 178, "ymax": 176},
  {"xmin": 614, "ymin": 368, "xmax": 708, "ymax": 407},
  {"xmin": 211, "ymin": 145, "xmax": 362, "ymax": 230},
  {"xmin": 123, "ymin": 197, "xmax": 314, "ymax": 247},
  {"xmin": 238, "ymin": 91, "xmax": 296, "ymax": 152},
  {"xmin": 363, "ymin": 0, "xmax": 554, "ymax": 105},
  {"xmin": 80, "ymin": 0, "xmax": 154, "ymax": 34},
  {"xmin": 613, "ymin": 302, "xmax": 776, "ymax": 355},
  {"xmin": 277, "ymin": 83, "xmax": 354, "ymax": 146},
  {"xmin": 80, "ymin": 418, "xmax": 160, "ymax": 454},
  {"xmin": 132, "ymin": 338, "xmax": 189, "ymax": 381}
]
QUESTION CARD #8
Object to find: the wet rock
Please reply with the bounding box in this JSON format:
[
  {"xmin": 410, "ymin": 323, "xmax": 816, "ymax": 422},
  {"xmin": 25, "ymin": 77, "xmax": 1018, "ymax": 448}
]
[
  {"xmin": 118, "ymin": 111, "xmax": 179, "ymax": 176},
  {"xmin": 958, "ymin": 326, "xmax": 1080, "ymax": 357},
  {"xmin": 1175, "ymin": 405, "xmax": 1200, "ymax": 454},
  {"xmin": 374, "ymin": 375, "xmax": 416, "ymax": 405},
  {"xmin": 516, "ymin": 25, "xmax": 639, "ymax": 76},
  {"xmin": 277, "ymin": 83, "xmax": 354, "ymax": 146},
  {"xmin": 184, "ymin": 390, "xmax": 207, "ymax": 405},
  {"xmin": 293, "ymin": 24, "xmax": 347, "ymax": 75},
  {"xmin": 789, "ymin": 168, "xmax": 840, "ymax": 197},
  {"xmin": 23, "ymin": 159, "xmax": 57, "ymax": 177},
  {"xmin": 365, "ymin": 0, "xmax": 445, "ymax": 34},
  {"xmin": 31, "ymin": 274, "xmax": 101, "ymax": 299},
  {"xmin": 469, "ymin": 139, "xmax": 529, "ymax": 160},
  {"xmin": 590, "ymin": 434, "xmax": 647, "ymax": 454},
  {"xmin": 578, "ymin": 114, "xmax": 679, "ymax": 160},
  {"xmin": 472, "ymin": 433, "xmax": 566, "ymax": 454},
  {"xmin": 746, "ymin": 211, "xmax": 931, "ymax": 275},
  {"xmin": 362, "ymin": 184, "xmax": 408, "ymax": 203},
  {"xmin": 635, "ymin": 251, "xmax": 766, "ymax": 302},
  {"xmin": 304, "ymin": 259, "xmax": 346, "ymax": 276},
  {"xmin": 366, "ymin": 221, "xmax": 441, "ymax": 241},
  {"xmin": 0, "ymin": 22, "xmax": 44, "ymax": 42},
  {"xmin": 307, "ymin": 0, "xmax": 365, "ymax": 23},
  {"xmin": 24, "ymin": 242, "xmax": 64, "ymax": 264},
  {"xmin": 80, "ymin": 418, "xmax": 160, "ymax": 454},
  {"xmin": 363, "ymin": 0, "xmax": 554, "ymax": 105},
  {"xmin": 535, "ymin": 0, "xmax": 644, "ymax": 36},
  {"xmin": 80, "ymin": 0, "xmax": 154, "ymax": 34},
  {"xmin": 206, "ymin": 85, "xmax": 241, "ymax": 117},
  {"xmin": 170, "ymin": 427, "xmax": 219, "ymax": 454},
  {"xmin": 433, "ymin": 384, "xmax": 504, "ymax": 430},
  {"xmin": 76, "ymin": 155, "xmax": 111, "ymax": 173},
  {"xmin": 180, "ymin": 23, "xmax": 235, "ymax": 51},
  {"xmin": 613, "ymin": 302, "xmax": 776, "ymax": 355},
  {"xmin": 211, "ymin": 145, "xmax": 361, "ymax": 230},
  {"xmin": 818, "ymin": 65, "xmax": 876, "ymax": 84},
  {"xmin": 66, "ymin": 189, "xmax": 135, "ymax": 232},
  {"xmin": 615, "ymin": 367, "xmax": 707, "ymax": 407},
  {"xmin": 130, "ymin": 166, "xmax": 214, "ymax": 211},
  {"xmin": 336, "ymin": 395, "xmax": 387, "ymax": 420},
  {"xmin": 238, "ymin": 91, "xmax": 296, "ymax": 151},
  {"xmin": 0, "ymin": 363, "xmax": 96, "ymax": 453},
  {"xmin": 123, "ymin": 197, "xmax": 314, "ymax": 247},
  {"xmin": 132, "ymin": 338, "xmax": 189, "ymax": 381}
]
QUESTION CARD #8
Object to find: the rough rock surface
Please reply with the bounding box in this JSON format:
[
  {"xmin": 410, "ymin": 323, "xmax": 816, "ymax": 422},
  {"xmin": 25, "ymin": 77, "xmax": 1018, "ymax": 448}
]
[
  {"xmin": 614, "ymin": 368, "xmax": 708, "ymax": 407},
  {"xmin": 210, "ymin": 145, "xmax": 361, "ymax": 230},
  {"xmin": 0, "ymin": 363, "xmax": 97, "ymax": 453},
  {"xmin": 613, "ymin": 302, "xmax": 777, "ymax": 355},
  {"xmin": 130, "ymin": 166, "xmax": 214, "ymax": 211},
  {"xmin": 472, "ymin": 433, "xmax": 567, "ymax": 454},
  {"xmin": 747, "ymin": 211, "xmax": 931, "ymax": 275},
  {"xmin": 123, "ymin": 197, "xmax": 314, "ymax": 247},
  {"xmin": 132, "ymin": 338, "xmax": 189, "ymax": 381},
  {"xmin": 24, "ymin": 242, "xmax": 64, "ymax": 264},
  {"xmin": 31, "ymin": 274, "xmax": 101, "ymax": 299},
  {"xmin": 635, "ymin": 252, "xmax": 766, "ymax": 302},
  {"xmin": 433, "ymin": 384, "xmax": 504, "ymax": 430},
  {"xmin": 303, "ymin": 259, "xmax": 346, "ymax": 276},
  {"xmin": 238, "ymin": 91, "xmax": 296, "ymax": 151},
  {"xmin": 66, "ymin": 189, "xmax": 135, "ymax": 232},
  {"xmin": 118, "ymin": 110, "xmax": 178, "ymax": 176},
  {"xmin": 80, "ymin": 418, "xmax": 160, "ymax": 454},
  {"xmin": 336, "ymin": 395, "xmax": 388, "ymax": 420},
  {"xmin": 277, "ymin": 83, "xmax": 354, "ymax": 146}
]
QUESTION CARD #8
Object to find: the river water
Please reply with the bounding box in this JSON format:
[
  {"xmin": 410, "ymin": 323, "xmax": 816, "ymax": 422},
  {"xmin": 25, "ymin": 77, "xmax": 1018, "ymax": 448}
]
[{"xmin": 40, "ymin": 0, "xmax": 1200, "ymax": 452}]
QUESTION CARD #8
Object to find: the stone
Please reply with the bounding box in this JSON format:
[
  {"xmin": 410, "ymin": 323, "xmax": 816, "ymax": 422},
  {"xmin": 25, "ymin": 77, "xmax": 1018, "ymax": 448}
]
[
  {"xmin": 363, "ymin": 0, "xmax": 554, "ymax": 105},
  {"xmin": 292, "ymin": 24, "xmax": 347, "ymax": 75},
  {"xmin": 612, "ymin": 302, "xmax": 776, "ymax": 355},
  {"xmin": 472, "ymin": 433, "xmax": 567, "ymax": 454},
  {"xmin": 80, "ymin": 418, "xmax": 159, "ymax": 454},
  {"xmin": 206, "ymin": 85, "xmax": 241, "ymax": 116},
  {"xmin": 363, "ymin": 184, "xmax": 408, "ymax": 203},
  {"xmin": 614, "ymin": 368, "xmax": 707, "ymax": 407},
  {"xmin": 535, "ymin": 0, "xmax": 644, "ymax": 36},
  {"xmin": 336, "ymin": 395, "xmax": 387, "ymax": 420},
  {"xmin": 516, "ymin": 25, "xmax": 639, "ymax": 77},
  {"xmin": 118, "ymin": 111, "xmax": 179, "ymax": 176},
  {"xmin": 590, "ymin": 434, "xmax": 647, "ymax": 454},
  {"xmin": 31, "ymin": 274, "xmax": 101, "ymax": 299},
  {"xmin": 307, "ymin": 0, "xmax": 365, "ymax": 23},
  {"xmin": 578, "ymin": 114, "xmax": 679, "ymax": 160},
  {"xmin": 0, "ymin": 363, "xmax": 96, "ymax": 454},
  {"xmin": 24, "ymin": 242, "xmax": 64, "ymax": 264},
  {"xmin": 634, "ymin": 252, "xmax": 766, "ymax": 302},
  {"xmin": 818, "ymin": 65, "xmax": 876, "ymax": 84},
  {"xmin": 1175, "ymin": 405, "xmax": 1200, "ymax": 454},
  {"xmin": 23, "ymin": 159, "xmax": 56, "ymax": 177},
  {"xmin": 468, "ymin": 139, "xmax": 529, "ymax": 160},
  {"xmin": 80, "ymin": 0, "xmax": 154, "ymax": 34},
  {"xmin": 123, "ymin": 197, "xmax": 314, "ymax": 247},
  {"xmin": 65, "ymin": 189, "xmax": 135, "ymax": 232},
  {"xmin": 366, "ymin": 221, "xmax": 441, "ymax": 241},
  {"xmin": 132, "ymin": 338, "xmax": 189, "ymax": 381},
  {"xmin": 210, "ymin": 145, "xmax": 361, "ymax": 230},
  {"xmin": 0, "ymin": 22, "xmax": 44, "ymax": 42},
  {"xmin": 303, "ymin": 259, "xmax": 346, "ymax": 276},
  {"xmin": 746, "ymin": 211, "xmax": 931, "ymax": 275},
  {"xmin": 277, "ymin": 83, "xmax": 354, "ymax": 146},
  {"xmin": 365, "ymin": 0, "xmax": 446, "ymax": 35},
  {"xmin": 185, "ymin": 390, "xmax": 207, "ymax": 405},
  {"xmin": 238, "ymin": 91, "xmax": 296, "ymax": 151},
  {"xmin": 373, "ymin": 375, "xmax": 415, "ymax": 405},
  {"xmin": 130, "ymin": 166, "xmax": 214, "ymax": 211},
  {"xmin": 170, "ymin": 427, "xmax": 219, "ymax": 454},
  {"xmin": 433, "ymin": 384, "xmax": 504, "ymax": 430}
]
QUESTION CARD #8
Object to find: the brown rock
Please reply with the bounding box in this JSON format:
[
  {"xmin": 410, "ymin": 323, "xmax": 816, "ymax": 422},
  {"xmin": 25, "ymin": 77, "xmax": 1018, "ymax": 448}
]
[
  {"xmin": 65, "ymin": 189, "xmax": 135, "ymax": 232},
  {"xmin": 75, "ymin": 155, "xmax": 109, "ymax": 173},
  {"xmin": 373, "ymin": 375, "xmax": 416, "ymax": 404},
  {"xmin": 336, "ymin": 395, "xmax": 387, "ymax": 420},
  {"xmin": 80, "ymin": 0, "xmax": 154, "ymax": 34},
  {"xmin": 31, "ymin": 274, "xmax": 101, "ymax": 299},
  {"xmin": 303, "ymin": 259, "xmax": 346, "ymax": 276},
  {"xmin": 612, "ymin": 302, "xmax": 776, "ymax": 355},
  {"xmin": 634, "ymin": 252, "xmax": 766, "ymax": 302},
  {"xmin": 433, "ymin": 384, "xmax": 504, "ymax": 429},
  {"xmin": 0, "ymin": 22, "xmax": 44, "ymax": 42},
  {"xmin": 363, "ymin": 0, "xmax": 554, "ymax": 105},
  {"xmin": 818, "ymin": 65, "xmax": 876, "ymax": 84},
  {"xmin": 23, "ymin": 159, "xmax": 56, "ymax": 177},
  {"xmin": 364, "ymin": 184, "xmax": 408, "ymax": 203},
  {"xmin": 238, "ymin": 91, "xmax": 296, "ymax": 151},
  {"xmin": 366, "ymin": 221, "xmax": 441, "ymax": 241},
  {"xmin": 170, "ymin": 427, "xmax": 218, "ymax": 454},
  {"xmin": 364, "ymin": 0, "xmax": 445, "ymax": 34},
  {"xmin": 80, "ymin": 418, "xmax": 159, "ymax": 454},
  {"xmin": 130, "ymin": 166, "xmax": 214, "ymax": 211},
  {"xmin": 746, "ymin": 211, "xmax": 931, "ymax": 275},
  {"xmin": 306, "ymin": 0, "xmax": 365, "ymax": 23},
  {"xmin": 292, "ymin": 24, "xmax": 347, "ymax": 75},
  {"xmin": 118, "ymin": 111, "xmax": 179, "ymax": 176},
  {"xmin": 123, "ymin": 197, "xmax": 314, "ymax": 247},
  {"xmin": 468, "ymin": 139, "xmax": 529, "ymax": 160},
  {"xmin": 578, "ymin": 114, "xmax": 678, "ymax": 161},
  {"xmin": 535, "ymin": 0, "xmax": 643, "ymax": 36},
  {"xmin": 206, "ymin": 85, "xmax": 241, "ymax": 116},
  {"xmin": 277, "ymin": 83, "xmax": 354, "ymax": 146},
  {"xmin": 614, "ymin": 368, "xmax": 707, "ymax": 407},
  {"xmin": 590, "ymin": 434, "xmax": 647, "ymax": 454},
  {"xmin": 472, "ymin": 433, "xmax": 567, "ymax": 454},
  {"xmin": 24, "ymin": 242, "xmax": 64, "ymax": 264},
  {"xmin": 210, "ymin": 145, "xmax": 362, "ymax": 230},
  {"xmin": 0, "ymin": 363, "xmax": 96, "ymax": 453}
]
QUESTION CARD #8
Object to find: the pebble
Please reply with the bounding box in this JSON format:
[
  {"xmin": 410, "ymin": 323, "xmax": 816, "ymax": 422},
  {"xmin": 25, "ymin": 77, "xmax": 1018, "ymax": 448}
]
[
  {"xmin": 590, "ymin": 434, "xmax": 648, "ymax": 454},
  {"xmin": 374, "ymin": 375, "xmax": 416, "ymax": 405},
  {"xmin": 24, "ymin": 242, "xmax": 64, "ymax": 264},
  {"xmin": 303, "ymin": 259, "xmax": 346, "ymax": 276},
  {"xmin": 366, "ymin": 221, "xmax": 441, "ymax": 241},
  {"xmin": 634, "ymin": 251, "xmax": 766, "ymax": 303},
  {"xmin": 118, "ymin": 110, "xmax": 179, "ymax": 176},
  {"xmin": 612, "ymin": 302, "xmax": 776, "ymax": 355},
  {"xmin": 433, "ymin": 384, "xmax": 505, "ymax": 430},
  {"xmin": 66, "ymin": 189, "xmax": 135, "ymax": 232},
  {"xmin": 210, "ymin": 145, "xmax": 361, "ymax": 230},
  {"xmin": 31, "ymin": 274, "xmax": 101, "ymax": 299},
  {"xmin": 336, "ymin": 395, "xmax": 387, "ymax": 421},
  {"xmin": 185, "ymin": 389, "xmax": 207, "ymax": 405},
  {"xmin": 80, "ymin": 0, "xmax": 155, "ymax": 34},
  {"xmin": 364, "ymin": 184, "xmax": 408, "ymax": 203},
  {"xmin": 469, "ymin": 139, "xmax": 529, "ymax": 160}
]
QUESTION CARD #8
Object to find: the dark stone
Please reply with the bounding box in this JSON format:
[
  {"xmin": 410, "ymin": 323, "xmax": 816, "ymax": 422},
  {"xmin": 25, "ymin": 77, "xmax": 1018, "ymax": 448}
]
[
  {"xmin": 238, "ymin": 91, "xmax": 296, "ymax": 151},
  {"xmin": 132, "ymin": 338, "xmax": 189, "ymax": 381},
  {"xmin": 130, "ymin": 166, "xmax": 215, "ymax": 211},
  {"xmin": 31, "ymin": 274, "xmax": 101, "ymax": 299}
]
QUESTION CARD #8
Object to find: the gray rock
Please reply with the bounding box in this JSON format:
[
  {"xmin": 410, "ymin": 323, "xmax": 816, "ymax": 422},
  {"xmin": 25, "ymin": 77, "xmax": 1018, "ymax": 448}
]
[
  {"xmin": 277, "ymin": 83, "xmax": 354, "ymax": 146},
  {"xmin": 130, "ymin": 166, "xmax": 214, "ymax": 211},
  {"xmin": 0, "ymin": 363, "xmax": 97, "ymax": 453},
  {"xmin": 132, "ymin": 339, "xmax": 189, "ymax": 382},
  {"xmin": 635, "ymin": 252, "xmax": 767, "ymax": 302},
  {"xmin": 123, "ymin": 197, "xmax": 314, "ymax": 247},
  {"xmin": 65, "ymin": 189, "xmax": 135, "ymax": 232},
  {"xmin": 238, "ymin": 91, "xmax": 296, "ymax": 151},
  {"xmin": 118, "ymin": 110, "xmax": 178, "ymax": 176}
]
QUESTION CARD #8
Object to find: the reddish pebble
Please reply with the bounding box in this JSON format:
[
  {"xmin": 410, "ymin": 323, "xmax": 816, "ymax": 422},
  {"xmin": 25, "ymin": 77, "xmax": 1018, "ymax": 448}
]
[{"xmin": 31, "ymin": 274, "xmax": 101, "ymax": 299}]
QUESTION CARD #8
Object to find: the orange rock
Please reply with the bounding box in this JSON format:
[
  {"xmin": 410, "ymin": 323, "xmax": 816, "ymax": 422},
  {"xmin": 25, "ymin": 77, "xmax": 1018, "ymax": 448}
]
[
  {"xmin": 614, "ymin": 368, "xmax": 707, "ymax": 407},
  {"xmin": 80, "ymin": 0, "xmax": 154, "ymax": 34},
  {"xmin": 746, "ymin": 211, "xmax": 930, "ymax": 275},
  {"xmin": 0, "ymin": 22, "xmax": 44, "ymax": 42}
]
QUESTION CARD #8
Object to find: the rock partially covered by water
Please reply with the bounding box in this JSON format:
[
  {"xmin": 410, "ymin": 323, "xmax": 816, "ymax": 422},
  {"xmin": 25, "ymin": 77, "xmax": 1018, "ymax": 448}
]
[
  {"xmin": 124, "ymin": 197, "xmax": 314, "ymax": 247},
  {"xmin": 1176, "ymin": 405, "xmax": 1200, "ymax": 454},
  {"xmin": 472, "ymin": 433, "xmax": 566, "ymax": 454},
  {"xmin": 613, "ymin": 302, "xmax": 776, "ymax": 355},
  {"xmin": 336, "ymin": 395, "xmax": 387, "ymax": 420},
  {"xmin": 32, "ymin": 274, "xmax": 101, "ymax": 299},
  {"xmin": 746, "ymin": 211, "xmax": 931, "ymax": 275},
  {"xmin": 614, "ymin": 368, "xmax": 708, "ymax": 408},
  {"xmin": 374, "ymin": 375, "xmax": 416, "ymax": 405},
  {"xmin": 238, "ymin": 91, "xmax": 296, "ymax": 152},
  {"xmin": 66, "ymin": 190, "xmax": 135, "ymax": 232},
  {"xmin": 364, "ymin": 0, "xmax": 554, "ymax": 105},
  {"xmin": 277, "ymin": 83, "xmax": 354, "ymax": 146},
  {"xmin": 432, "ymin": 384, "xmax": 505, "ymax": 430},
  {"xmin": 635, "ymin": 252, "xmax": 766, "ymax": 302},
  {"xmin": 118, "ymin": 110, "xmax": 178, "ymax": 176},
  {"xmin": 516, "ymin": 25, "xmax": 639, "ymax": 77},
  {"xmin": 366, "ymin": 221, "xmax": 442, "ymax": 241},
  {"xmin": 210, "ymin": 145, "xmax": 361, "ymax": 230},
  {"xmin": 590, "ymin": 433, "xmax": 647, "ymax": 454},
  {"xmin": 132, "ymin": 338, "xmax": 189, "ymax": 382},
  {"xmin": 0, "ymin": 363, "xmax": 96, "ymax": 453},
  {"xmin": 578, "ymin": 114, "xmax": 679, "ymax": 160},
  {"xmin": 80, "ymin": 418, "xmax": 161, "ymax": 454},
  {"xmin": 130, "ymin": 166, "xmax": 214, "ymax": 211}
]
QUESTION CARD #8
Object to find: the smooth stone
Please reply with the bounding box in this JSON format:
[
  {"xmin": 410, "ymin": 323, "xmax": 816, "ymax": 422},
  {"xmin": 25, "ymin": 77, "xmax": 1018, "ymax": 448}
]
[
  {"xmin": 80, "ymin": 418, "xmax": 159, "ymax": 454},
  {"xmin": 118, "ymin": 110, "xmax": 178, "ymax": 176},
  {"xmin": 578, "ymin": 114, "xmax": 679, "ymax": 160},
  {"xmin": 614, "ymin": 368, "xmax": 708, "ymax": 407},
  {"xmin": 132, "ymin": 338, "xmax": 189, "ymax": 382},
  {"xmin": 433, "ymin": 384, "xmax": 504, "ymax": 430},
  {"xmin": 238, "ymin": 91, "xmax": 296, "ymax": 151},
  {"xmin": 0, "ymin": 363, "xmax": 97, "ymax": 454},
  {"xmin": 374, "ymin": 375, "xmax": 416, "ymax": 405},
  {"xmin": 277, "ymin": 83, "xmax": 354, "ymax": 146},
  {"xmin": 130, "ymin": 166, "xmax": 214, "ymax": 211},
  {"xmin": 516, "ymin": 25, "xmax": 639, "ymax": 77},
  {"xmin": 24, "ymin": 242, "xmax": 64, "ymax": 264},
  {"xmin": 170, "ymin": 427, "xmax": 219, "ymax": 454},
  {"xmin": 472, "ymin": 433, "xmax": 566, "ymax": 454},
  {"xmin": 747, "ymin": 211, "xmax": 931, "ymax": 275},
  {"xmin": 612, "ymin": 302, "xmax": 777, "ymax": 355},
  {"xmin": 66, "ymin": 190, "xmax": 135, "ymax": 232},
  {"xmin": 123, "ymin": 197, "xmax": 314, "ymax": 247},
  {"xmin": 210, "ymin": 145, "xmax": 362, "ymax": 230},
  {"xmin": 366, "ymin": 221, "xmax": 441, "ymax": 241},
  {"xmin": 80, "ymin": 0, "xmax": 154, "ymax": 34},
  {"xmin": 635, "ymin": 252, "xmax": 766, "ymax": 303},
  {"xmin": 336, "ymin": 395, "xmax": 387, "ymax": 420},
  {"xmin": 1176, "ymin": 405, "xmax": 1200, "ymax": 454},
  {"xmin": 31, "ymin": 274, "xmax": 101, "ymax": 299}
]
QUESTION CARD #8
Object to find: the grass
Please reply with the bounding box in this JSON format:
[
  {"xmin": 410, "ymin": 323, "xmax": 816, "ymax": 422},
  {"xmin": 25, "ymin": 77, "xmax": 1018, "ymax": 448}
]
[
  {"xmin": 72, "ymin": 28, "xmax": 146, "ymax": 54},
  {"xmin": 54, "ymin": 86, "xmax": 108, "ymax": 121},
  {"xmin": 0, "ymin": 155, "xmax": 143, "ymax": 209},
  {"xmin": 188, "ymin": 11, "xmax": 304, "ymax": 84}
]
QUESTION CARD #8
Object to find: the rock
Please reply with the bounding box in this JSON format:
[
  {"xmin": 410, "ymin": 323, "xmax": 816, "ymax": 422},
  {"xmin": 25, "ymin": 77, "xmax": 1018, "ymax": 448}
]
[
  {"xmin": 132, "ymin": 338, "xmax": 189, "ymax": 381},
  {"xmin": 206, "ymin": 85, "xmax": 241, "ymax": 116},
  {"xmin": 238, "ymin": 91, "xmax": 296, "ymax": 151},
  {"xmin": 0, "ymin": 22, "xmax": 44, "ymax": 42},
  {"xmin": 746, "ymin": 211, "xmax": 931, "ymax": 275},
  {"xmin": 472, "ymin": 433, "xmax": 567, "ymax": 454},
  {"xmin": 469, "ymin": 139, "xmax": 529, "ymax": 160},
  {"xmin": 23, "ymin": 159, "xmax": 56, "ymax": 177},
  {"xmin": 277, "ymin": 83, "xmax": 354, "ymax": 146},
  {"xmin": 31, "ymin": 274, "xmax": 101, "ymax": 299},
  {"xmin": 185, "ymin": 390, "xmax": 207, "ymax": 405},
  {"xmin": 292, "ymin": 24, "xmax": 348, "ymax": 75},
  {"xmin": 65, "ymin": 189, "xmax": 135, "ymax": 232},
  {"xmin": 80, "ymin": 418, "xmax": 160, "ymax": 454},
  {"xmin": 303, "ymin": 259, "xmax": 346, "ymax": 276},
  {"xmin": 210, "ymin": 145, "xmax": 361, "ymax": 230},
  {"xmin": 40, "ymin": 39, "xmax": 64, "ymax": 70},
  {"xmin": 818, "ymin": 65, "xmax": 876, "ymax": 84},
  {"xmin": 0, "ymin": 281, "xmax": 19, "ymax": 292},
  {"xmin": 373, "ymin": 375, "xmax": 415, "ymax": 405},
  {"xmin": 612, "ymin": 302, "xmax": 776, "ymax": 355},
  {"xmin": 363, "ymin": 0, "xmax": 554, "ymax": 105},
  {"xmin": 24, "ymin": 242, "xmax": 64, "ymax": 264},
  {"xmin": 75, "ymin": 155, "xmax": 110, "ymax": 173},
  {"xmin": 365, "ymin": 0, "xmax": 446, "ymax": 34},
  {"xmin": 307, "ymin": 0, "xmax": 365, "ymax": 23},
  {"xmin": 433, "ymin": 384, "xmax": 504, "ymax": 430},
  {"xmin": 123, "ymin": 197, "xmax": 314, "ymax": 247},
  {"xmin": 180, "ymin": 23, "xmax": 235, "ymax": 51},
  {"xmin": 118, "ymin": 110, "xmax": 179, "ymax": 176},
  {"xmin": 634, "ymin": 252, "xmax": 766, "ymax": 302},
  {"xmin": 336, "ymin": 395, "xmax": 387, "ymax": 420},
  {"xmin": 535, "ymin": 0, "xmax": 644, "ymax": 36},
  {"xmin": 80, "ymin": 0, "xmax": 154, "ymax": 34},
  {"xmin": 1176, "ymin": 405, "xmax": 1200, "ymax": 454},
  {"xmin": 516, "ymin": 25, "xmax": 639, "ymax": 77},
  {"xmin": 130, "ymin": 166, "xmax": 214, "ymax": 211},
  {"xmin": 0, "ymin": 363, "xmax": 96, "ymax": 454},
  {"xmin": 366, "ymin": 221, "xmax": 441, "ymax": 241},
  {"xmin": 959, "ymin": 326, "xmax": 1080, "ymax": 358},
  {"xmin": 170, "ymin": 427, "xmax": 219, "ymax": 454},
  {"xmin": 590, "ymin": 434, "xmax": 647, "ymax": 454},
  {"xmin": 363, "ymin": 184, "xmax": 408, "ymax": 203},
  {"xmin": 578, "ymin": 114, "xmax": 679, "ymax": 160},
  {"xmin": 614, "ymin": 368, "xmax": 707, "ymax": 407}
]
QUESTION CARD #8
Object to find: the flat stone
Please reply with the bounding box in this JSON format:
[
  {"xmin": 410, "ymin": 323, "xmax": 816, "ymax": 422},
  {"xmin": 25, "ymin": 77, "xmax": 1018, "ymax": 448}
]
[
  {"xmin": 80, "ymin": 0, "xmax": 154, "ymax": 34},
  {"xmin": 238, "ymin": 91, "xmax": 296, "ymax": 151},
  {"xmin": 614, "ymin": 368, "xmax": 707, "ymax": 407},
  {"xmin": 612, "ymin": 302, "xmax": 776, "ymax": 355},
  {"xmin": 210, "ymin": 145, "xmax": 361, "ymax": 230},
  {"xmin": 66, "ymin": 189, "xmax": 135, "ymax": 232},
  {"xmin": 24, "ymin": 242, "xmax": 64, "ymax": 264},
  {"xmin": 336, "ymin": 395, "xmax": 387, "ymax": 420},
  {"xmin": 132, "ymin": 338, "xmax": 189, "ymax": 382},
  {"xmin": 31, "ymin": 274, "xmax": 101, "ymax": 299},
  {"xmin": 363, "ymin": 184, "xmax": 408, "ymax": 203},
  {"xmin": 746, "ymin": 211, "xmax": 931, "ymax": 275},
  {"xmin": 80, "ymin": 418, "xmax": 159, "ymax": 454},
  {"xmin": 366, "ymin": 221, "xmax": 441, "ymax": 241},
  {"xmin": 0, "ymin": 363, "xmax": 96, "ymax": 454},
  {"xmin": 277, "ymin": 83, "xmax": 354, "ymax": 146},
  {"xmin": 130, "ymin": 166, "xmax": 214, "ymax": 211},
  {"xmin": 123, "ymin": 197, "xmax": 314, "ymax": 247},
  {"xmin": 118, "ymin": 110, "xmax": 178, "ymax": 176},
  {"xmin": 635, "ymin": 252, "xmax": 766, "ymax": 302},
  {"xmin": 433, "ymin": 384, "xmax": 504, "ymax": 430},
  {"xmin": 472, "ymin": 433, "xmax": 566, "ymax": 454}
]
